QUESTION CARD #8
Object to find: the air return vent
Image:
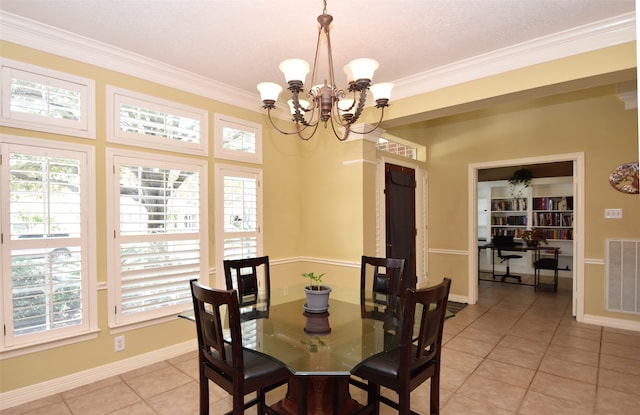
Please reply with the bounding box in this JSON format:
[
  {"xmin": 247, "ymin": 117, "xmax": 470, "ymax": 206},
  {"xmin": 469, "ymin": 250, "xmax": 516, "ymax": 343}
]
[{"xmin": 606, "ymin": 240, "xmax": 640, "ymax": 314}]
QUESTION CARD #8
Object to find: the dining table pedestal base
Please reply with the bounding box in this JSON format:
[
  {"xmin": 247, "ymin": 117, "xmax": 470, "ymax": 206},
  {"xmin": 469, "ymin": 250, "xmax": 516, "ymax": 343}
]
[{"xmin": 271, "ymin": 375, "xmax": 363, "ymax": 415}]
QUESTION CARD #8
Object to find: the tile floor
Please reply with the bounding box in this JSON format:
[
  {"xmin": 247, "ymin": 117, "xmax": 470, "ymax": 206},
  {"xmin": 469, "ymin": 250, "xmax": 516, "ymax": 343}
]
[{"xmin": 3, "ymin": 277, "xmax": 640, "ymax": 414}]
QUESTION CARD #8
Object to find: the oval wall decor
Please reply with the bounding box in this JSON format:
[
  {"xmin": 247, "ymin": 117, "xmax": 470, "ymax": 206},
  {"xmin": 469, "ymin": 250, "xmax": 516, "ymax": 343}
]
[{"xmin": 609, "ymin": 161, "xmax": 639, "ymax": 194}]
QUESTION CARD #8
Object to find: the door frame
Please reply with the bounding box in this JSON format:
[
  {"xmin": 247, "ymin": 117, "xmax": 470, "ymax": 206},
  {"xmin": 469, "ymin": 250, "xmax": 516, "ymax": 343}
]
[{"xmin": 468, "ymin": 153, "xmax": 585, "ymax": 319}]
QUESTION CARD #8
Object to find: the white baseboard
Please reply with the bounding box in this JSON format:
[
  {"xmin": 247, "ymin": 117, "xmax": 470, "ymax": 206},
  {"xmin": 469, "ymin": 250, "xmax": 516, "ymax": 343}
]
[
  {"xmin": 448, "ymin": 293, "xmax": 469, "ymax": 304},
  {"xmin": 582, "ymin": 314, "xmax": 640, "ymax": 332},
  {"xmin": 0, "ymin": 340, "xmax": 197, "ymax": 410}
]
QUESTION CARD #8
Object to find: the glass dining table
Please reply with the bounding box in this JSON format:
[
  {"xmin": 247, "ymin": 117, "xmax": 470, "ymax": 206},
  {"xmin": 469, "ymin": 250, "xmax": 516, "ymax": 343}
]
[{"xmin": 180, "ymin": 285, "xmax": 417, "ymax": 415}]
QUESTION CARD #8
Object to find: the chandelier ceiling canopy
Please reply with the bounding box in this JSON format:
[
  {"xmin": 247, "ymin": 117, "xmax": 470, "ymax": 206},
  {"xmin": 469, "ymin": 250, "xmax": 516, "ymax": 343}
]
[{"xmin": 257, "ymin": 0, "xmax": 392, "ymax": 142}]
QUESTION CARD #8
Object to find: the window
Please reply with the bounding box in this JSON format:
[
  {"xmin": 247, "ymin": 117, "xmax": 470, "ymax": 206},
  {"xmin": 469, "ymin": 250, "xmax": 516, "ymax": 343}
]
[
  {"xmin": 106, "ymin": 86, "xmax": 208, "ymax": 156},
  {"xmin": 106, "ymin": 149, "xmax": 208, "ymax": 327},
  {"xmin": 1, "ymin": 58, "xmax": 96, "ymax": 139},
  {"xmin": 214, "ymin": 114, "xmax": 262, "ymax": 164},
  {"xmin": 377, "ymin": 136, "xmax": 418, "ymax": 160},
  {"xmin": 215, "ymin": 164, "xmax": 263, "ymax": 287},
  {"xmin": 1, "ymin": 135, "xmax": 96, "ymax": 351}
]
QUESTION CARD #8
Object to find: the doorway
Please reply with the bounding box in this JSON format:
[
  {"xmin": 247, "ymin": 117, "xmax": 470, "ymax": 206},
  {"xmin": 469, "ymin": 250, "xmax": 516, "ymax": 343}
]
[{"xmin": 468, "ymin": 153, "xmax": 584, "ymax": 318}]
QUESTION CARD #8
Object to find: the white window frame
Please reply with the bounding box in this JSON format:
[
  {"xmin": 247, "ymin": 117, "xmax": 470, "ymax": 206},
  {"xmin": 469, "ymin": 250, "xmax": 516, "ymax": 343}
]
[
  {"xmin": 214, "ymin": 113, "xmax": 262, "ymax": 164},
  {"xmin": 106, "ymin": 86, "xmax": 208, "ymax": 156},
  {"xmin": 0, "ymin": 58, "xmax": 96, "ymax": 139},
  {"xmin": 0, "ymin": 135, "xmax": 97, "ymax": 356},
  {"xmin": 106, "ymin": 148, "xmax": 208, "ymax": 329},
  {"xmin": 215, "ymin": 163, "xmax": 263, "ymax": 288}
]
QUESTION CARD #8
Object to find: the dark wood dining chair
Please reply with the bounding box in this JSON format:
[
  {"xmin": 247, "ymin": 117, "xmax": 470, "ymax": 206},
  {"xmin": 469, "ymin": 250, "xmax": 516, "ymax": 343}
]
[
  {"xmin": 360, "ymin": 256, "xmax": 406, "ymax": 309},
  {"xmin": 223, "ymin": 256, "xmax": 270, "ymax": 317},
  {"xmin": 189, "ymin": 280, "xmax": 289, "ymax": 415},
  {"xmin": 351, "ymin": 277, "xmax": 451, "ymax": 415}
]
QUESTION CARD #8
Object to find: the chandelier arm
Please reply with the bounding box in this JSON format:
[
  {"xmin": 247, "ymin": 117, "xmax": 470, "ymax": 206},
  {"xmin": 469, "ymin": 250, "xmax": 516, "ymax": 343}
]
[
  {"xmin": 329, "ymin": 96, "xmax": 349, "ymax": 128},
  {"xmin": 295, "ymin": 120, "xmax": 321, "ymax": 141},
  {"xmin": 329, "ymin": 117, "xmax": 350, "ymax": 142},
  {"xmin": 349, "ymin": 88, "xmax": 369, "ymax": 124},
  {"xmin": 291, "ymin": 91, "xmax": 312, "ymax": 127},
  {"xmin": 265, "ymin": 109, "xmax": 315, "ymax": 136},
  {"xmin": 347, "ymin": 107, "xmax": 387, "ymax": 136}
]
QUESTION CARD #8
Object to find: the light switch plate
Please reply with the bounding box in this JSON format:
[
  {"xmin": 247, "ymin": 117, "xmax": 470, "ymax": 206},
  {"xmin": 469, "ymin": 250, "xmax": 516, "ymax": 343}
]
[{"xmin": 604, "ymin": 208, "xmax": 622, "ymax": 219}]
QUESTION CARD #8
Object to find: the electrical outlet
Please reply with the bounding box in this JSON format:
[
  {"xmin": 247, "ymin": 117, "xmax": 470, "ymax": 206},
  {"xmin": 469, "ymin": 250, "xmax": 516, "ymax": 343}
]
[
  {"xmin": 604, "ymin": 208, "xmax": 623, "ymax": 219},
  {"xmin": 114, "ymin": 335, "xmax": 125, "ymax": 352},
  {"xmin": 283, "ymin": 286, "xmax": 288, "ymax": 296}
]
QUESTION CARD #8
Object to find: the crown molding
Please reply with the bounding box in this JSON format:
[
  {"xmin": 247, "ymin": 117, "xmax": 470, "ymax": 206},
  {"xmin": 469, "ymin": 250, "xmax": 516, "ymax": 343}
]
[
  {"xmin": 0, "ymin": 11, "xmax": 635, "ymax": 112},
  {"xmin": 392, "ymin": 12, "xmax": 637, "ymax": 101},
  {"xmin": 0, "ymin": 11, "xmax": 259, "ymax": 111}
]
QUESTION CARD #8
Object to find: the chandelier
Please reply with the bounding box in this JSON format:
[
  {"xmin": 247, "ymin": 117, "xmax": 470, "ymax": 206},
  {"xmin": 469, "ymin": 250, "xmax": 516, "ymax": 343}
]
[{"xmin": 257, "ymin": 0, "xmax": 392, "ymax": 141}]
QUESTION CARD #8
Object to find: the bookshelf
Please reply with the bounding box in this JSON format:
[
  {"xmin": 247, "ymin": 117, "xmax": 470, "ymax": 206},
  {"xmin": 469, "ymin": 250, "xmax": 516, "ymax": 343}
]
[
  {"xmin": 531, "ymin": 195, "xmax": 574, "ymax": 241},
  {"xmin": 481, "ymin": 177, "xmax": 574, "ymax": 276},
  {"xmin": 531, "ymin": 181, "xmax": 573, "ymax": 272},
  {"xmin": 490, "ymin": 185, "xmax": 528, "ymax": 238}
]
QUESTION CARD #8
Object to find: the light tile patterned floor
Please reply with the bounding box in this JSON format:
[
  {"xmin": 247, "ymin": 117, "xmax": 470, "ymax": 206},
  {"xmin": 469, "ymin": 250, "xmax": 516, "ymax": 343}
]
[{"xmin": 3, "ymin": 278, "xmax": 640, "ymax": 414}]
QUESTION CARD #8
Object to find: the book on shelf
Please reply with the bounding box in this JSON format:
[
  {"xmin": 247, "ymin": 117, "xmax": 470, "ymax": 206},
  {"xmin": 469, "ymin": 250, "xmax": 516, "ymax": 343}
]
[
  {"xmin": 533, "ymin": 196, "xmax": 574, "ymax": 211},
  {"xmin": 492, "ymin": 198, "xmax": 527, "ymax": 211},
  {"xmin": 534, "ymin": 212, "xmax": 573, "ymax": 227}
]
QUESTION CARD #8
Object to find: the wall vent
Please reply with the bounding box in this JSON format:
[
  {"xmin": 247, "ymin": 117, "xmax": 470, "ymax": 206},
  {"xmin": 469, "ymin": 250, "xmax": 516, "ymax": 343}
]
[{"xmin": 606, "ymin": 239, "xmax": 640, "ymax": 314}]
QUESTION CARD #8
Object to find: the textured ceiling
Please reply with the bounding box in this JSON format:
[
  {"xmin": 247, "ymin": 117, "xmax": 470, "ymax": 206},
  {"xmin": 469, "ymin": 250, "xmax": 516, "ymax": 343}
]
[{"xmin": 0, "ymin": 0, "xmax": 635, "ymax": 100}]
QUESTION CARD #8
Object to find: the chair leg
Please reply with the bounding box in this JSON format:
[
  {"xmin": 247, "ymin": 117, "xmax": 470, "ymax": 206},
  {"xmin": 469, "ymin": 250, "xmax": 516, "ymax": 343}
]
[
  {"xmin": 367, "ymin": 382, "xmax": 380, "ymax": 415},
  {"xmin": 430, "ymin": 370, "xmax": 440, "ymax": 415},
  {"xmin": 257, "ymin": 389, "xmax": 266, "ymax": 415},
  {"xmin": 232, "ymin": 391, "xmax": 244, "ymax": 415},
  {"xmin": 199, "ymin": 373, "xmax": 209, "ymax": 415},
  {"xmin": 398, "ymin": 387, "xmax": 410, "ymax": 415}
]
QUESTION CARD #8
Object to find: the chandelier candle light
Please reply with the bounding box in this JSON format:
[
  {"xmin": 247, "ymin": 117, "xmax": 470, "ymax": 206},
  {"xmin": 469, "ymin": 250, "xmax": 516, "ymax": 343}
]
[{"xmin": 257, "ymin": 0, "xmax": 393, "ymax": 141}]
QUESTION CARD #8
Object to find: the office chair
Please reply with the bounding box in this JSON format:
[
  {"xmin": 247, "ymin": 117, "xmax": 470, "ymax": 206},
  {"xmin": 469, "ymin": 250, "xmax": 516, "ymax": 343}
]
[
  {"xmin": 190, "ymin": 280, "xmax": 288, "ymax": 415},
  {"xmin": 492, "ymin": 236, "xmax": 522, "ymax": 283}
]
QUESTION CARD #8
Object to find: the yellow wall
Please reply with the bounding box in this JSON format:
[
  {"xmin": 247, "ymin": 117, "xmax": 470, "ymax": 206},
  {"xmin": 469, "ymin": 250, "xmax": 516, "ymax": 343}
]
[{"xmin": 388, "ymin": 85, "xmax": 639, "ymax": 322}]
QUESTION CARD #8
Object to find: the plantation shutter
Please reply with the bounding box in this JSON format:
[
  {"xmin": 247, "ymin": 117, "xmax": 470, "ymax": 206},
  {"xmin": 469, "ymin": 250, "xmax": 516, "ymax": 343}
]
[
  {"xmin": 222, "ymin": 174, "xmax": 259, "ymax": 259},
  {"xmin": 2, "ymin": 144, "xmax": 88, "ymax": 346},
  {"xmin": 113, "ymin": 156, "xmax": 204, "ymax": 325}
]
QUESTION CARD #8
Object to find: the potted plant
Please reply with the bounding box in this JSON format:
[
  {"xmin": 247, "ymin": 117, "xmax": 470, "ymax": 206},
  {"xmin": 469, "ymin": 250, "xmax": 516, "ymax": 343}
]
[
  {"xmin": 508, "ymin": 167, "xmax": 533, "ymax": 198},
  {"xmin": 302, "ymin": 272, "xmax": 331, "ymax": 313},
  {"xmin": 521, "ymin": 228, "xmax": 548, "ymax": 248}
]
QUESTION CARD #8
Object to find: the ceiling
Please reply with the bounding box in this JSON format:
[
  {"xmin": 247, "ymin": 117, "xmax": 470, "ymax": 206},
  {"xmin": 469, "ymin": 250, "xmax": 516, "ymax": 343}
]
[{"xmin": 0, "ymin": 0, "xmax": 635, "ymax": 105}]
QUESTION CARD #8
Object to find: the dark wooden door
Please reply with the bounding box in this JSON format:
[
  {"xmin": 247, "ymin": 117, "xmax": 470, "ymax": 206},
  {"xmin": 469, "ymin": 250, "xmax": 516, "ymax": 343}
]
[{"xmin": 384, "ymin": 163, "xmax": 417, "ymax": 291}]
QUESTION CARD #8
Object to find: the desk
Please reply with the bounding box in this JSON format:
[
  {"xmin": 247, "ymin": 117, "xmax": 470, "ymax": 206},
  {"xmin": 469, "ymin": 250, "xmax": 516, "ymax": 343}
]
[
  {"xmin": 181, "ymin": 288, "xmax": 409, "ymax": 415},
  {"xmin": 479, "ymin": 244, "xmax": 559, "ymax": 289}
]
